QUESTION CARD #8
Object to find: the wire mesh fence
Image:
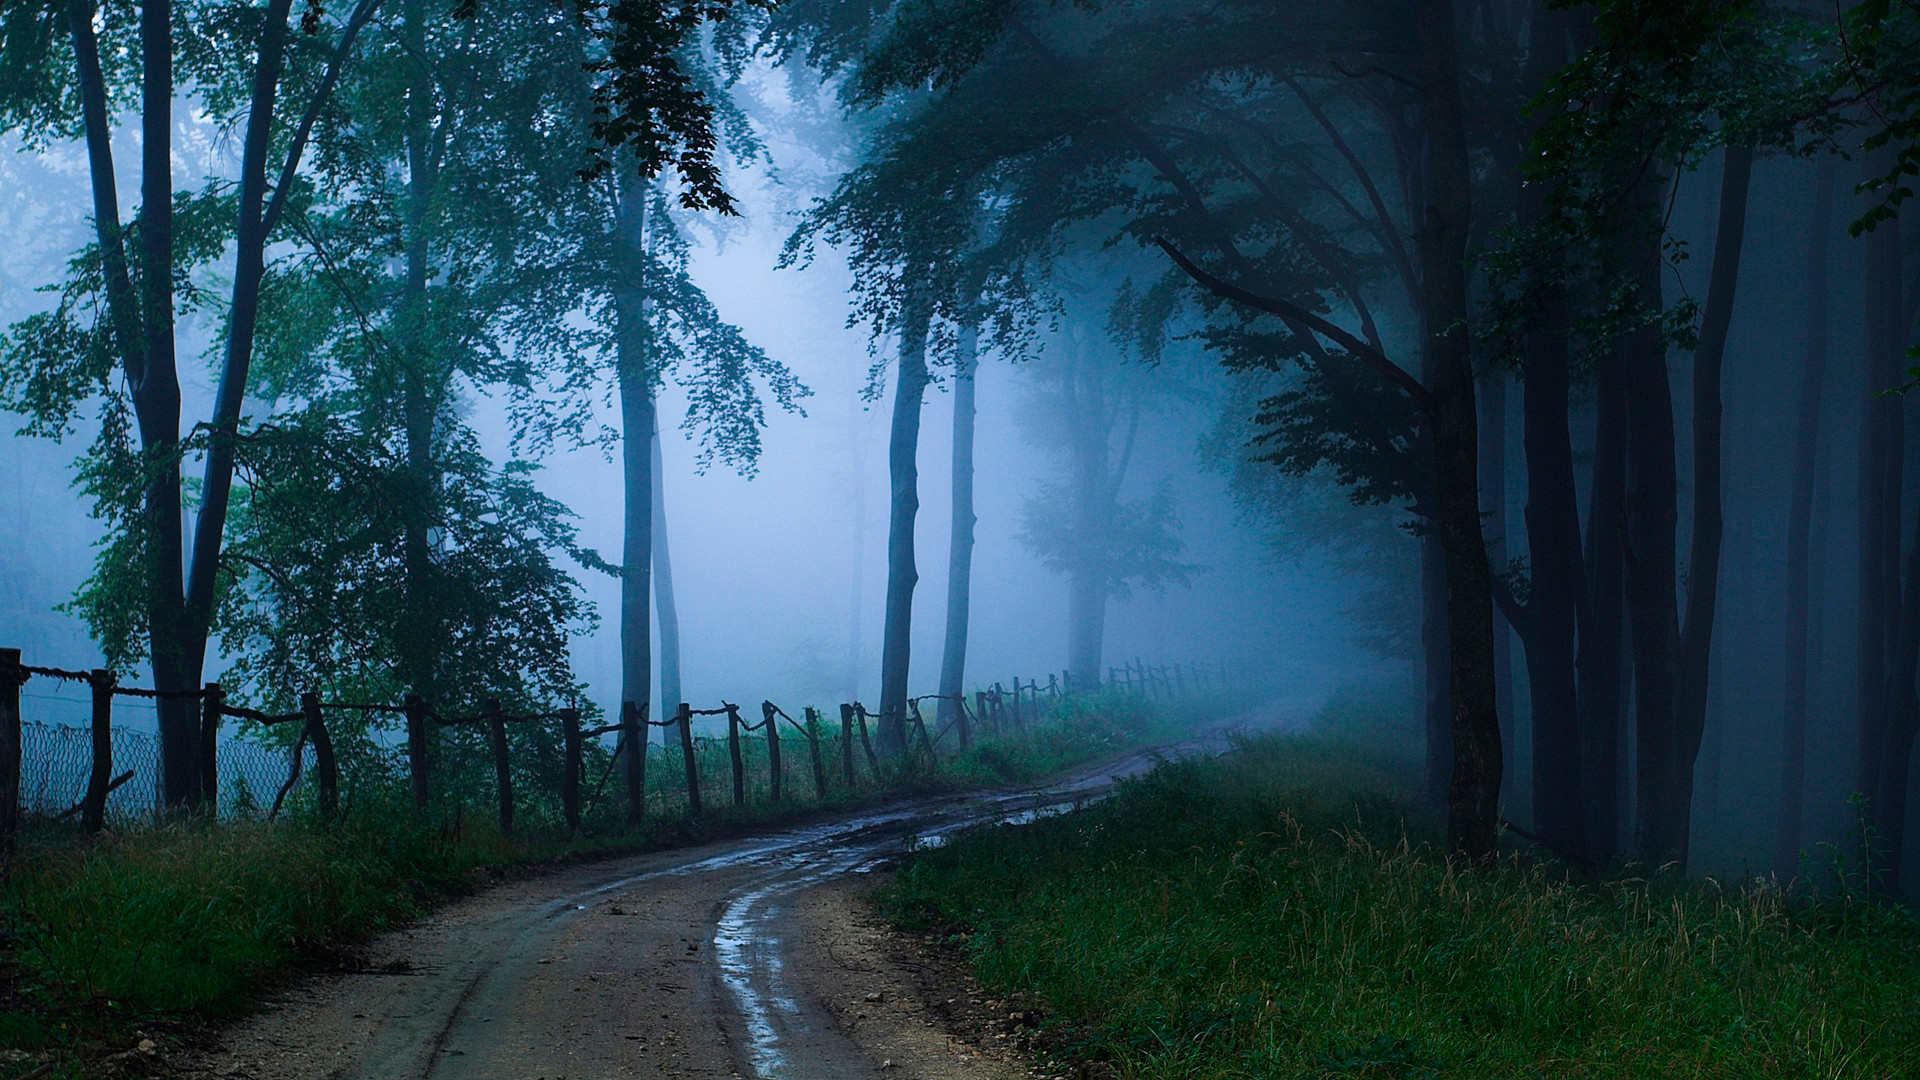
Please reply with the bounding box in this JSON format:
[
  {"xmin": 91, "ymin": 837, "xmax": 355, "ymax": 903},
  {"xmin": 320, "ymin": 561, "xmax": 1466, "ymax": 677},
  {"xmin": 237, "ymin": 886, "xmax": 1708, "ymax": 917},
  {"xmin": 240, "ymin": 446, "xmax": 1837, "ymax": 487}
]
[{"xmin": 20, "ymin": 722, "xmax": 294, "ymax": 823}]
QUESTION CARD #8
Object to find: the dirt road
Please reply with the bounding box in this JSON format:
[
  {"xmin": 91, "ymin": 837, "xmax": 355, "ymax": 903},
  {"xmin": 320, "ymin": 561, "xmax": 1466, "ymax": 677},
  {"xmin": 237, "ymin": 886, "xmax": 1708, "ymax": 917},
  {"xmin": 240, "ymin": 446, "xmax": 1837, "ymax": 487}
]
[{"xmin": 180, "ymin": 703, "xmax": 1309, "ymax": 1080}]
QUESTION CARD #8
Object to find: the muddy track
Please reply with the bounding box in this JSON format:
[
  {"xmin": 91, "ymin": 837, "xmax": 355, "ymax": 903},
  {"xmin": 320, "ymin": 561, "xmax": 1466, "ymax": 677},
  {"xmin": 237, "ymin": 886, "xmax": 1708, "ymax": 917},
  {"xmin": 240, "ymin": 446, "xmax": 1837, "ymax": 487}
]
[{"xmin": 178, "ymin": 705, "xmax": 1307, "ymax": 1080}]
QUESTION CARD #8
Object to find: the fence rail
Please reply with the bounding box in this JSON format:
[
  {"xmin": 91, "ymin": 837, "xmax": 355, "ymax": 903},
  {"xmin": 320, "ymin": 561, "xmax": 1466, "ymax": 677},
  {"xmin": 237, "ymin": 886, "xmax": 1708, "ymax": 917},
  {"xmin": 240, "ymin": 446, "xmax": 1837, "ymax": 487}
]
[{"xmin": 0, "ymin": 646, "xmax": 1245, "ymax": 844}]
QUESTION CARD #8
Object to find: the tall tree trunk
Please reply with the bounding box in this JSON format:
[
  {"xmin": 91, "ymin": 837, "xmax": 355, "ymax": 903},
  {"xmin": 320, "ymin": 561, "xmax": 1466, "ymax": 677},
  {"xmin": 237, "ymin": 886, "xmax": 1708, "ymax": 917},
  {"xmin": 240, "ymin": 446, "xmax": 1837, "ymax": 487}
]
[
  {"xmin": 1481, "ymin": 372, "xmax": 1514, "ymax": 810},
  {"xmin": 1511, "ymin": 0, "xmax": 1585, "ymax": 855},
  {"xmin": 652, "ymin": 402, "xmax": 681, "ymax": 742},
  {"xmin": 397, "ymin": 0, "xmax": 443, "ymax": 720},
  {"xmin": 877, "ymin": 282, "xmax": 933, "ymax": 755},
  {"xmin": 182, "ymin": 0, "xmax": 291, "ymax": 687},
  {"xmin": 846, "ymin": 408, "xmax": 869, "ymax": 702},
  {"xmin": 1415, "ymin": 0, "xmax": 1501, "ymax": 858},
  {"xmin": 1860, "ymin": 167, "xmax": 1912, "ymax": 894},
  {"xmin": 1421, "ymin": 536, "xmax": 1452, "ymax": 809},
  {"xmin": 1667, "ymin": 145, "xmax": 1753, "ymax": 869},
  {"xmin": 1778, "ymin": 156, "xmax": 1834, "ymax": 877},
  {"xmin": 1621, "ymin": 177, "xmax": 1684, "ymax": 868},
  {"xmin": 1875, "ymin": 497, "xmax": 1920, "ymax": 895},
  {"xmin": 614, "ymin": 174, "xmax": 653, "ymax": 820},
  {"xmin": 1065, "ymin": 340, "xmax": 1117, "ymax": 686},
  {"xmin": 937, "ymin": 322, "xmax": 978, "ymax": 731},
  {"xmin": 1580, "ymin": 338, "xmax": 1629, "ymax": 864},
  {"xmin": 1520, "ymin": 285, "xmax": 1586, "ymax": 854},
  {"xmin": 1858, "ymin": 165, "xmax": 1904, "ymax": 825},
  {"xmin": 135, "ymin": 0, "xmax": 197, "ymax": 807}
]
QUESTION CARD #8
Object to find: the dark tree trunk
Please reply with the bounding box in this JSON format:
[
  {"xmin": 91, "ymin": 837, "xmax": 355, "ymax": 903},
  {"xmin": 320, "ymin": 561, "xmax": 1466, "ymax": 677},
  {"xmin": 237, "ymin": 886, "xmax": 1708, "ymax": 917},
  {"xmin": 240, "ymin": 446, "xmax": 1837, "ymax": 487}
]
[
  {"xmin": 1065, "ymin": 342, "xmax": 1125, "ymax": 686},
  {"xmin": 1415, "ymin": 0, "xmax": 1501, "ymax": 858},
  {"xmin": 877, "ymin": 283, "xmax": 933, "ymax": 755},
  {"xmin": 1520, "ymin": 284, "xmax": 1586, "ymax": 854},
  {"xmin": 1480, "ymin": 372, "xmax": 1514, "ymax": 810},
  {"xmin": 1778, "ymin": 156, "xmax": 1834, "ymax": 877},
  {"xmin": 1668, "ymin": 144, "xmax": 1754, "ymax": 869},
  {"xmin": 1620, "ymin": 182, "xmax": 1684, "ymax": 868},
  {"xmin": 182, "ymin": 0, "xmax": 291, "ymax": 689},
  {"xmin": 1858, "ymin": 166, "xmax": 1905, "ymax": 825},
  {"xmin": 1510, "ymin": 0, "xmax": 1585, "ymax": 855},
  {"xmin": 652, "ymin": 403, "xmax": 682, "ymax": 742},
  {"xmin": 1875, "ymin": 497, "xmax": 1920, "ymax": 895},
  {"xmin": 398, "ymin": 0, "xmax": 441, "ymax": 714},
  {"xmin": 134, "ymin": 0, "xmax": 199, "ymax": 808},
  {"xmin": 1580, "ymin": 338, "xmax": 1630, "ymax": 865},
  {"xmin": 614, "ymin": 174, "xmax": 653, "ymax": 820},
  {"xmin": 937, "ymin": 322, "xmax": 978, "ymax": 731},
  {"xmin": 1421, "ymin": 534, "xmax": 1452, "ymax": 810}
]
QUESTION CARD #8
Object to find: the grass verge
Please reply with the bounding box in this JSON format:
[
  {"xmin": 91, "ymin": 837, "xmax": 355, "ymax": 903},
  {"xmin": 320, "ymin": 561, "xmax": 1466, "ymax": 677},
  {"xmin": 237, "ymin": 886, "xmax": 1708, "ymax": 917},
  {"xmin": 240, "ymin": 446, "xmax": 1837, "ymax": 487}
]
[
  {"xmin": 0, "ymin": 686, "xmax": 1207, "ymax": 1070},
  {"xmin": 883, "ymin": 692, "xmax": 1920, "ymax": 1079}
]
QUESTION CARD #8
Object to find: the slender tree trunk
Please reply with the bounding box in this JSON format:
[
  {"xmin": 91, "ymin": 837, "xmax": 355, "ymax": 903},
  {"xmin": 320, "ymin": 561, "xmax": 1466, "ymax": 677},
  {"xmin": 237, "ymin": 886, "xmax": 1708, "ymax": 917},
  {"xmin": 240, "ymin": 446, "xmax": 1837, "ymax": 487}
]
[
  {"xmin": 846, "ymin": 397, "xmax": 870, "ymax": 702},
  {"xmin": 652, "ymin": 403, "xmax": 681, "ymax": 742},
  {"xmin": 1620, "ymin": 177, "xmax": 1684, "ymax": 868},
  {"xmin": 1481, "ymin": 372, "xmax": 1514, "ymax": 810},
  {"xmin": 1858, "ymin": 167, "xmax": 1904, "ymax": 823},
  {"xmin": 1580, "ymin": 338, "xmax": 1630, "ymax": 864},
  {"xmin": 1667, "ymin": 145, "xmax": 1753, "ymax": 868},
  {"xmin": 1415, "ymin": 0, "xmax": 1501, "ymax": 858},
  {"xmin": 183, "ymin": 0, "xmax": 298, "ymax": 693},
  {"xmin": 396, "ymin": 0, "xmax": 444, "ymax": 719},
  {"xmin": 1421, "ymin": 535, "xmax": 1452, "ymax": 809},
  {"xmin": 1778, "ymin": 156, "xmax": 1834, "ymax": 877},
  {"xmin": 1875, "ymin": 497, "xmax": 1920, "ymax": 895},
  {"xmin": 1508, "ymin": 0, "xmax": 1585, "ymax": 855},
  {"xmin": 133, "ymin": 0, "xmax": 199, "ymax": 807},
  {"xmin": 937, "ymin": 322, "xmax": 978, "ymax": 731},
  {"xmin": 877, "ymin": 281, "xmax": 933, "ymax": 755},
  {"xmin": 614, "ymin": 174, "xmax": 653, "ymax": 819},
  {"xmin": 1520, "ymin": 285, "xmax": 1586, "ymax": 854},
  {"xmin": 1065, "ymin": 341, "xmax": 1117, "ymax": 685}
]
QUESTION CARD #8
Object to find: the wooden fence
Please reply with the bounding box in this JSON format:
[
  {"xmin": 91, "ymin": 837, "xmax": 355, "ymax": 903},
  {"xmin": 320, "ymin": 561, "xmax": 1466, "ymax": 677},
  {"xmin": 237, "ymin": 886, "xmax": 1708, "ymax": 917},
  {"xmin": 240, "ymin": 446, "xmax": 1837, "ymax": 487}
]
[{"xmin": 0, "ymin": 648, "xmax": 1241, "ymax": 844}]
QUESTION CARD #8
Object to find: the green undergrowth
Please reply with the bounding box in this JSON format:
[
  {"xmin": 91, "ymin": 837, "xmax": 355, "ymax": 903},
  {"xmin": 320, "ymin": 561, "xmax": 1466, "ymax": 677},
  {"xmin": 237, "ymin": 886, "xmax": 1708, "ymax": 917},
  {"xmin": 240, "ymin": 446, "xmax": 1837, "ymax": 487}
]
[
  {"xmin": 0, "ymin": 687, "xmax": 1210, "ymax": 1068},
  {"xmin": 883, "ymin": 691, "xmax": 1920, "ymax": 1079}
]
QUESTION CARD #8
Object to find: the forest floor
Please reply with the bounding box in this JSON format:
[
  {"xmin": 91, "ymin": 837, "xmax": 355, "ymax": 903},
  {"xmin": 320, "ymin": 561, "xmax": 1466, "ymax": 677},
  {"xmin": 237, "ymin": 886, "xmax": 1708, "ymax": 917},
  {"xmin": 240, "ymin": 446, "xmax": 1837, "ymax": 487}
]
[{"xmin": 17, "ymin": 699, "xmax": 1308, "ymax": 1080}]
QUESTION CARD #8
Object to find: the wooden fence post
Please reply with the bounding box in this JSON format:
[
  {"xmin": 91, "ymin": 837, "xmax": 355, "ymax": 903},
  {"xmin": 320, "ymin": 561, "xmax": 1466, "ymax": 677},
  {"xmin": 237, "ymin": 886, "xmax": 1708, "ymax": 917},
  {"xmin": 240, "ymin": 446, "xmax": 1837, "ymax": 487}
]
[
  {"xmin": 838, "ymin": 704, "xmax": 855, "ymax": 786},
  {"xmin": 622, "ymin": 700, "xmax": 647, "ymax": 824},
  {"xmin": 561, "ymin": 707, "xmax": 582, "ymax": 832},
  {"xmin": 854, "ymin": 704, "xmax": 880, "ymax": 775},
  {"xmin": 677, "ymin": 703, "xmax": 701, "ymax": 817},
  {"xmin": 761, "ymin": 702, "xmax": 782, "ymax": 803},
  {"xmin": 974, "ymin": 692, "xmax": 988, "ymax": 741},
  {"xmin": 405, "ymin": 692, "xmax": 430, "ymax": 809},
  {"xmin": 200, "ymin": 682, "xmax": 222, "ymax": 811},
  {"xmin": 485, "ymin": 699, "xmax": 513, "ymax": 836},
  {"xmin": 299, "ymin": 691, "xmax": 338, "ymax": 820},
  {"xmin": 955, "ymin": 693, "xmax": 971, "ymax": 751},
  {"xmin": 726, "ymin": 703, "xmax": 746, "ymax": 808},
  {"xmin": 909, "ymin": 699, "xmax": 933, "ymax": 759},
  {"xmin": 85, "ymin": 669, "xmax": 113, "ymax": 833},
  {"xmin": 0, "ymin": 649, "xmax": 18, "ymax": 844},
  {"xmin": 803, "ymin": 707, "xmax": 828, "ymax": 799}
]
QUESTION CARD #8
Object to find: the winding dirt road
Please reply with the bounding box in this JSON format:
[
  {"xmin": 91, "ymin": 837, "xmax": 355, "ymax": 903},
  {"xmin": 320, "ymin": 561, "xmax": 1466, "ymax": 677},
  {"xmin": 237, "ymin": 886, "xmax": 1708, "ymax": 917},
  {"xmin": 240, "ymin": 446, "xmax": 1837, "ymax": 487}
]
[{"xmin": 181, "ymin": 703, "xmax": 1307, "ymax": 1080}]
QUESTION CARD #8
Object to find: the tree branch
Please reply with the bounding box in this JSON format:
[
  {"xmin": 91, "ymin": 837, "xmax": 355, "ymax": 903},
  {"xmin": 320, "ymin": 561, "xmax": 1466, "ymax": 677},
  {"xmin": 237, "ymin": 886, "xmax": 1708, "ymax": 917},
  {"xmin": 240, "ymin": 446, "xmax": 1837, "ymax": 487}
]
[{"xmin": 1152, "ymin": 236, "xmax": 1436, "ymax": 415}]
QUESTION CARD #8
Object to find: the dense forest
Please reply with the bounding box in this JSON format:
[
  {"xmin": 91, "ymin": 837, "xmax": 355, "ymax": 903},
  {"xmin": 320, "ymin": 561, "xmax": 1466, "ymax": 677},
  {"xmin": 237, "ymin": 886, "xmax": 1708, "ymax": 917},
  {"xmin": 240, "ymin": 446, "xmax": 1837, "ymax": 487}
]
[{"xmin": 4, "ymin": 0, "xmax": 1920, "ymax": 899}]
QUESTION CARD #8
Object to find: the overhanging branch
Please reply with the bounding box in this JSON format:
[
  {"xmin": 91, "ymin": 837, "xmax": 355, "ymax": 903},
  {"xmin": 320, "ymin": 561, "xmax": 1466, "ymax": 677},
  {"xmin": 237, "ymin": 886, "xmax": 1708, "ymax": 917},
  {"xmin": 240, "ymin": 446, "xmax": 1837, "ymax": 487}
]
[{"xmin": 1151, "ymin": 237, "xmax": 1436, "ymax": 415}]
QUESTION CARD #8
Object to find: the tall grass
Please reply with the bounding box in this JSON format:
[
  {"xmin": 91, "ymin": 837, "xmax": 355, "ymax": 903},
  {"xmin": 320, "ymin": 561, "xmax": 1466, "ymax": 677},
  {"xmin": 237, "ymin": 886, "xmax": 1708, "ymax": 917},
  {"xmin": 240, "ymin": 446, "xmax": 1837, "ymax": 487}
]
[{"xmin": 885, "ymin": 718, "xmax": 1920, "ymax": 1078}]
